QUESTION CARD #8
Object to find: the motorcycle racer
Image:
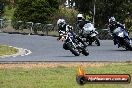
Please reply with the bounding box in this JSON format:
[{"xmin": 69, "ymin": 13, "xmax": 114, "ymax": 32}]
[
  {"xmin": 57, "ymin": 19, "xmax": 87, "ymax": 48},
  {"xmin": 76, "ymin": 14, "xmax": 91, "ymax": 35},
  {"xmin": 108, "ymin": 16, "xmax": 130, "ymax": 45}
]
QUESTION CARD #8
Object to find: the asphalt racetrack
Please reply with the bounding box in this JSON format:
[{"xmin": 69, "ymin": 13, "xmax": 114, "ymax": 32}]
[{"xmin": 0, "ymin": 33, "xmax": 132, "ymax": 62}]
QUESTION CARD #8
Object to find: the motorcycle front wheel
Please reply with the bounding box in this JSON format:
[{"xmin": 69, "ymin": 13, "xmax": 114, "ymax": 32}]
[
  {"xmin": 81, "ymin": 48, "xmax": 89, "ymax": 56},
  {"xmin": 94, "ymin": 36, "xmax": 100, "ymax": 46},
  {"xmin": 124, "ymin": 39, "xmax": 132, "ymax": 51},
  {"xmin": 67, "ymin": 43, "xmax": 80, "ymax": 56}
]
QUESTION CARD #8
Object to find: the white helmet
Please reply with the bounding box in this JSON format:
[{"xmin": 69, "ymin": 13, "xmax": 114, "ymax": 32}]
[
  {"xmin": 109, "ymin": 17, "xmax": 116, "ymax": 23},
  {"xmin": 57, "ymin": 19, "xmax": 66, "ymax": 28},
  {"xmin": 77, "ymin": 14, "xmax": 84, "ymax": 22}
]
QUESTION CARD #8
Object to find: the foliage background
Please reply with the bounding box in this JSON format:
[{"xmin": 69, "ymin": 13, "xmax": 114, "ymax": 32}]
[
  {"xmin": 0, "ymin": 0, "xmax": 132, "ymax": 29},
  {"xmin": 74, "ymin": 0, "xmax": 132, "ymax": 29},
  {"xmin": 12, "ymin": 0, "xmax": 59, "ymax": 24}
]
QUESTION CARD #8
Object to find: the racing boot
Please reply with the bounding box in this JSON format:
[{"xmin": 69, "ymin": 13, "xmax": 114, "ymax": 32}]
[{"xmin": 113, "ymin": 39, "xmax": 117, "ymax": 45}]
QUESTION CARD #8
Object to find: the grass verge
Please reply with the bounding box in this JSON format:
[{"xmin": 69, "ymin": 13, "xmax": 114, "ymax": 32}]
[
  {"xmin": 0, "ymin": 45, "xmax": 18, "ymax": 56},
  {"xmin": 0, "ymin": 62, "xmax": 131, "ymax": 88}
]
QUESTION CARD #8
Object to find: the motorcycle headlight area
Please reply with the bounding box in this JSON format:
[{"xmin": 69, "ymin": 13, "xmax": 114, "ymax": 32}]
[
  {"xmin": 118, "ymin": 32, "xmax": 124, "ymax": 37},
  {"xmin": 95, "ymin": 31, "xmax": 98, "ymax": 34},
  {"xmin": 90, "ymin": 30, "xmax": 94, "ymax": 34},
  {"xmin": 83, "ymin": 28, "xmax": 92, "ymax": 34}
]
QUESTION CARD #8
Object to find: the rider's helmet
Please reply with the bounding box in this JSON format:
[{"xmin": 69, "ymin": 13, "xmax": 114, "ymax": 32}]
[
  {"xmin": 109, "ymin": 16, "xmax": 116, "ymax": 25},
  {"xmin": 57, "ymin": 19, "xmax": 66, "ymax": 29},
  {"xmin": 77, "ymin": 14, "xmax": 85, "ymax": 22}
]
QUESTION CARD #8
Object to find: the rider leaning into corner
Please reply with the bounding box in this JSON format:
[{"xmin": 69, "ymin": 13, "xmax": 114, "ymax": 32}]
[
  {"xmin": 57, "ymin": 18, "xmax": 87, "ymax": 48},
  {"xmin": 108, "ymin": 16, "xmax": 130, "ymax": 45},
  {"xmin": 76, "ymin": 14, "xmax": 92, "ymax": 35}
]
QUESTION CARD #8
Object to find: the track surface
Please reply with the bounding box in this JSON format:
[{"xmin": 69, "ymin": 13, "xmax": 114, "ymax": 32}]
[{"xmin": 0, "ymin": 33, "xmax": 132, "ymax": 62}]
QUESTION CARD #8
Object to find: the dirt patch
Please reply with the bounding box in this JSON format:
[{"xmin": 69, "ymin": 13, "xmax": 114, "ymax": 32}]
[{"xmin": 0, "ymin": 62, "xmax": 128, "ymax": 69}]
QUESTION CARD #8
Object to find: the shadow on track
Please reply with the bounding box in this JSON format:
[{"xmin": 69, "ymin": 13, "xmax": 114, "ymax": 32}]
[
  {"xmin": 56, "ymin": 55, "xmax": 78, "ymax": 57},
  {"xmin": 109, "ymin": 49, "xmax": 129, "ymax": 52}
]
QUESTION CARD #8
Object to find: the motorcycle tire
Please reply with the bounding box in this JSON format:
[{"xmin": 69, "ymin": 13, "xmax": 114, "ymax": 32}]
[
  {"xmin": 88, "ymin": 41, "xmax": 92, "ymax": 45},
  {"xmin": 94, "ymin": 36, "xmax": 100, "ymax": 46},
  {"xmin": 124, "ymin": 39, "xmax": 132, "ymax": 51},
  {"xmin": 81, "ymin": 48, "xmax": 89, "ymax": 56},
  {"xmin": 63, "ymin": 43, "xmax": 69, "ymax": 50},
  {"xmin": 67, "ymin": 43, "xmax": 80, "ymax": 56}
]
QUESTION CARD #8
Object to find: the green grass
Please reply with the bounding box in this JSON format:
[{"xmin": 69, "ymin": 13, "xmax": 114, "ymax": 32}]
[
  {"xmin": 0, "ymin": 63, "xmax": 132, "ymax": 88},
  {"xmin": 0, "ymin": 45, "xmax": 18, "ymax": 56},
  {"xmin": 48, "ymin": 31, "xmax": 59, "ymax": 36}
]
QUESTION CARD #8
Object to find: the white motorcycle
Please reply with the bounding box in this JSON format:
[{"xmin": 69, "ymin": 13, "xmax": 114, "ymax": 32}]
[{"xmin": 82, "ymin": 23, "xmax": 100, "ymax": 46}]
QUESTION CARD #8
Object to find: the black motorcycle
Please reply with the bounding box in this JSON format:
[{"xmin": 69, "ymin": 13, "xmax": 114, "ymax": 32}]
[
  {"xmin": 112, "ymin": 27, "xmax": 132, "ymax": 50},
  {"xmin": 59, "ymin": 32, "xmax": 89, "ymax": 56}
]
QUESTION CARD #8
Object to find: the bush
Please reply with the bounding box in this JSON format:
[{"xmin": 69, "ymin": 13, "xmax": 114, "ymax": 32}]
[
  {"xmin": 56, "ymin": 6, "xmax": 79, "ymax": 25},
  {"xmin": 13, "ymin": 0, "xmax": 59, "ymax": 24}
]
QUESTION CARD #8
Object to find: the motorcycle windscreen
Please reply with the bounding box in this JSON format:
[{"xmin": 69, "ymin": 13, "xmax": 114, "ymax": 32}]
[
  {"xmin": 114, "ymin": 27, "xmax": 129, "ymax": 38},
  {"xmin": 83, "ymin": 23, "xmax": 95, "ymax": 34},
  {"xmin": 113, "ymin": 27, "xmax": 122, "ymax": 33}
]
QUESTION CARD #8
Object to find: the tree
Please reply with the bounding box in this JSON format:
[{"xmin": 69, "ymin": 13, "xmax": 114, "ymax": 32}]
[
  {"xmin": 96, "ymin": 0, "xmax": 132, "ymax": 28},
  {"xmin": 13, "ymin": 0, "xmax": 59, "ymax": 24},
  {"xmin": 0, "ymin": 0, "xmax": 6, "ymax": 17},
  {"xmin": 75, "ymin": 0, "xmax": 132, "ymax": 28},
  {"xmin": 75, "ymin": 0, "xmax": 93, "ymax": 14}
]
